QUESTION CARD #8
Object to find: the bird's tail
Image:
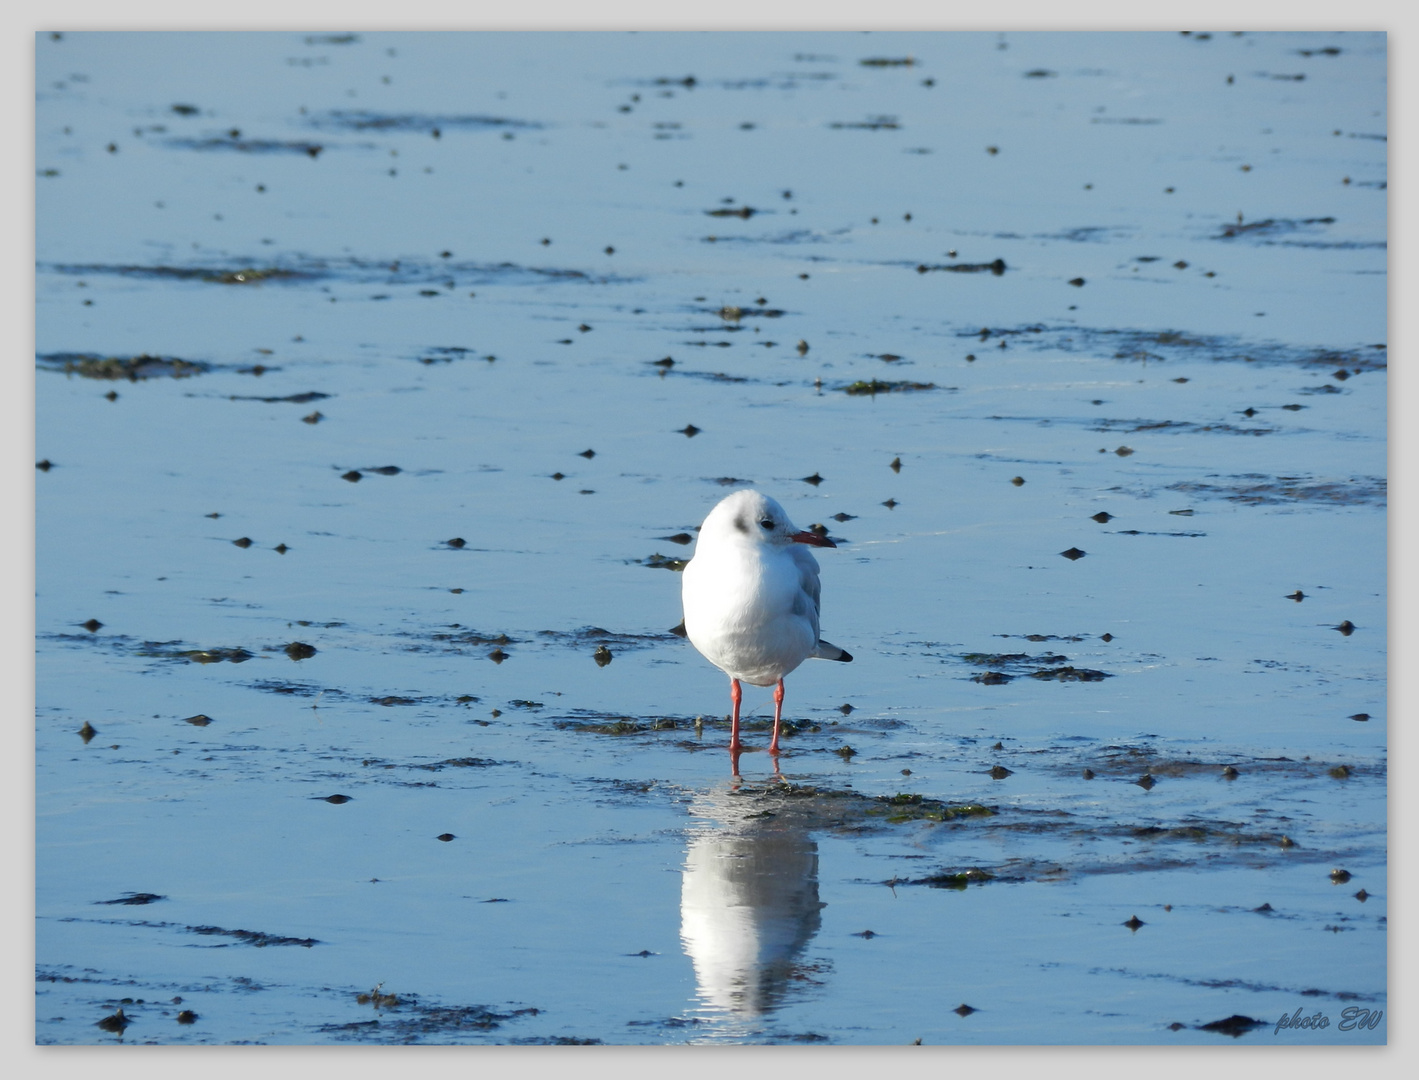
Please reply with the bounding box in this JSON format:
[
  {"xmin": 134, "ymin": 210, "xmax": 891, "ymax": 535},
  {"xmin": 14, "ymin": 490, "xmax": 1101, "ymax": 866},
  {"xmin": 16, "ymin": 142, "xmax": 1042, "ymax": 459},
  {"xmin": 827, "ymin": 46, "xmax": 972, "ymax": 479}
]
[{"xmin": 813, "ymin": 639, "xmax": 853, "ymax": 663}]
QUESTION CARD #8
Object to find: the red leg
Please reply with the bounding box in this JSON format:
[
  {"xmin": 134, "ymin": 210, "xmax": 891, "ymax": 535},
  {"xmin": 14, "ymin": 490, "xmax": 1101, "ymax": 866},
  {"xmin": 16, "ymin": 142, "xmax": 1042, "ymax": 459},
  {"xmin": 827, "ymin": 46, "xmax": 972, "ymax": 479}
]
[
  {"xmin": 728, "ymin": 678, "xmax": 743, "ymax": 754},
  {"xmin": 769, "ymin": 678, "xmax": 785, "ymax": 755}
]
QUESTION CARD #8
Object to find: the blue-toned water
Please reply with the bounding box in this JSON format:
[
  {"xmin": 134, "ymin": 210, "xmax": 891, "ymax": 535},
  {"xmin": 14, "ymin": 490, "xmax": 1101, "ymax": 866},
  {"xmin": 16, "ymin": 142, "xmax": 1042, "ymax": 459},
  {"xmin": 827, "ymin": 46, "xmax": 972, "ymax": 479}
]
[{"xmin": 36, "ymin": 30, "xmax": 1386, "ymax": 1045}]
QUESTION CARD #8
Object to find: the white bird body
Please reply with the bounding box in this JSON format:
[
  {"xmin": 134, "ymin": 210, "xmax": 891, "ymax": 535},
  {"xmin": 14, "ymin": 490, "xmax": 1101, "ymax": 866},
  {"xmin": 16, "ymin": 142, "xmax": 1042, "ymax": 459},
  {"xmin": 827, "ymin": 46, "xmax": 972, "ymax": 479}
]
[{"xmin": 681, "ymin": 490, "xmax": 850, "ymax": 757}]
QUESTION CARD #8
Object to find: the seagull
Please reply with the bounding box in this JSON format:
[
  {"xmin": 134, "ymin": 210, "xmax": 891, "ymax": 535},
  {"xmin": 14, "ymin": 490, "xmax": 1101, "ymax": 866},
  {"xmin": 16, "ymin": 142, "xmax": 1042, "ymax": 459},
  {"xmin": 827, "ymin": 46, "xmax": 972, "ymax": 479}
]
[{"xmin": 681, "ymin": 490, "xmax": 851, "ymax": 758}]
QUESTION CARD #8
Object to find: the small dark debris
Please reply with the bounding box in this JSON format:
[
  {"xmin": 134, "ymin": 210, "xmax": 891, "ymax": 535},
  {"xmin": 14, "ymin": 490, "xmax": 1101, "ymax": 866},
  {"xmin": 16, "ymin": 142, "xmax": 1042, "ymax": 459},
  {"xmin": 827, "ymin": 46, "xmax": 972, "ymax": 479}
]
[
  {"xmin": 233, "ymin": 537, "xmax": 253, "ymax": 548},
  {"xmin": 98, "ymin": 892, "xmax": 165, "ymax": 906},
  {"xmin": 1355, "ymin": 889, "xmax": 1369, "ymax": 901},
  {"xmin": 488, "ymin": 649, "xmax": 509, "ymax": 663},
  {"xmin": 96, "ymin": 1008, "xmax": 131, "ymax": 1033},
  {"xmin": 1286, "ymin": 591, "xmax": 1305, "ymax": 601},
  {"xmin": 1091, "ymin": 512, "xmax": 1112, "ymax": 522},
  {"xmin": 989, "ymin": 766, "xmax": 1012, "ymax": 779},
  {"xmin": 302, "ymin": 411, "xmax": 323, "ymax": 424},
  {"xmin": 1328, "ymin": 765, "xmax": 1351, "ymax": 779},
  {"xmin": 1198, "ymin": 1015, "xmax": 1266, "ymax": 1037},
  {"xmin": 832, "ymin": 513, "xmax": 856, "ymax": 522},
  {"xmin": 1135, "ymin": 774, "xmax": 1156, "ymax": 790},
  {"xmin": 446, "ymin": 538, "xmax": 466, "ymax": 549},
  {"xmin": 679, "ymin": 424, "xmax": 701, "ymax": 437},
  {"xmin": 323, "ymin": 795, "xmax": 352, "ymax": 804},
  {"xmin": 79, "ymin": 722, "xmax": 97, "ymax": 743},
  {"xmin": 1060, "ymin": 547, "xmax": 1087, "ymax": 560},
  {"xmin": 82, "ymin": 618, "xmax": 103, "ymax": 632},
  {"xmin": 802, "ymin": 472, "xmax": 824, "ymax": 486},
  {"xmin": 231, "ymin": 391, "xmax": 330, "ymax": 404},
  {"xmin": 437, "ymin": 833, "xmax": 456, "ymax": 842},
  {"xmin": 274, "ymin": 543, "xmax": 289, "ymax": 554},
  {"xmin": 1124, "ymin": 915, "xmax": 1145, "ymax": 930},
  {"xmin": 181, "ymin": 714, "xmax": 213, "ymax": 727},
  {"xmin": 1222, "ymin": 766, "xmax": 1239, "ymax": 779},
  {"xmin": 1082, "ymin": 768, "xmax": 1095, "ymax": 779},
  {"xmin": 954, "ymin": 1004, "xmax": 977, "ymax": 1017},
  {"xmin": 342, "ymin": 471, "xmax": 362, "ymax": 482},
  {"xmin": 1068, "ymin": 277, "xmax": 1085, "ymax": 287},
  {"xmin": 1350, "ymin": 713, "xmax": 1370, "ymax": 722},
  {"xmin": 593, "ymin": 645, "xmax": 613, "ymax": 667},
  {"xmin": 284, "ymin": 642, "xmax": 317, "ymax": 661},
  {"xmin": 177, "ymin": 1010, "xmax": 198, "ymax": 1024},
  {"xmin": 1335, "ymin": 620, "xmax": 1356, "ymax": 635},
  {"xmin": 1011, "ymin": 476, "xmax": 1025, "ymax": 487}
]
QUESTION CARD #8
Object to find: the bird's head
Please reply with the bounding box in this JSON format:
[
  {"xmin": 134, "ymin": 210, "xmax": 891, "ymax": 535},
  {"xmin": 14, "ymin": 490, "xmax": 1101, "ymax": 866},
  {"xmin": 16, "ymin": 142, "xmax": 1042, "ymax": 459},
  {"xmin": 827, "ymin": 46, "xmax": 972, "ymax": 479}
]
[{"xmin": 705, "ymin": 489, "xmax": 835, "ymax": 549}]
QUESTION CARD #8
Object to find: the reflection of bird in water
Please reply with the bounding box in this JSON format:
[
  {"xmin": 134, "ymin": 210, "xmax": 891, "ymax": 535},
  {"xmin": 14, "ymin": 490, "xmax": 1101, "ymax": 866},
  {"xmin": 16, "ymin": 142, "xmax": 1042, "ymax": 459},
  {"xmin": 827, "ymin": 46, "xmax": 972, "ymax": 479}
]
[{"xmin": 680, "ymin": 789, "xmax": 825, "ymax": 1019}]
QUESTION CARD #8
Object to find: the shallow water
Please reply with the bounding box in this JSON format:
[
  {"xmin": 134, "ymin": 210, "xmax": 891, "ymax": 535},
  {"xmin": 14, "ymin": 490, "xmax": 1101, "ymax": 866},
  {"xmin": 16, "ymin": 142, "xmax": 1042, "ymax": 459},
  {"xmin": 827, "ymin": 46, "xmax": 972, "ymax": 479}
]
[{"xmin": 35, "ymin": 29, "xmax": 1386, "ymax": 1045}]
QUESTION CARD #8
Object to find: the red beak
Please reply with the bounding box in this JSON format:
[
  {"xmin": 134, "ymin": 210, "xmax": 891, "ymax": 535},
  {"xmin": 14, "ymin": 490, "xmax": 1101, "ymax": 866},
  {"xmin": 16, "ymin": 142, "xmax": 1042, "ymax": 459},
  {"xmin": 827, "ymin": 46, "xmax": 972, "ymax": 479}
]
[{"xmin": 789, "ymin": 530, "xmax": 836, "ymax": 548}]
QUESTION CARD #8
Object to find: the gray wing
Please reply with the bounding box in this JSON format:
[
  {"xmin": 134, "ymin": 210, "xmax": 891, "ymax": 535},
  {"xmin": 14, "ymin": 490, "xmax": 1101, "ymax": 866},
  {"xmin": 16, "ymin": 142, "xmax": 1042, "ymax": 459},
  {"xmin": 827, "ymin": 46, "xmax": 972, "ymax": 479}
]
[
  {"xmin": 788, "ymin": 546, "xmax": 822, "ymax": 641},
  {"xmin": 790, "ymin": 546, "xmax": 852, "ymax": 663}
]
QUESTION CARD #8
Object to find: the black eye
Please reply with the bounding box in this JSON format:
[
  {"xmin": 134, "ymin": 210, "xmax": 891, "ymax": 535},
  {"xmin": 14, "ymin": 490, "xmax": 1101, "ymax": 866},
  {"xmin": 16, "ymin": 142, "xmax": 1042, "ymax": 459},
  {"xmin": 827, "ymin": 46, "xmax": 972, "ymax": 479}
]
[{"xmin": 759, "ymin": 518, "xmax": 775, "ymax": 530}]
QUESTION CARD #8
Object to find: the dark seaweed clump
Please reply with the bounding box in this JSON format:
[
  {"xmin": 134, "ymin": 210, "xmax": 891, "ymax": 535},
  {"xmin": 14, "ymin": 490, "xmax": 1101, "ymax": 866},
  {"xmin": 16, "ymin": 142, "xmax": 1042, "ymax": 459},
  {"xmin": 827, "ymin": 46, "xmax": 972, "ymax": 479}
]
[
  {"xmin": 842, "ymin": 380, "xmax": 937, "ymax": 396},
  {"xmin": 638, "ymin": 553, "xmax": 689, "ymax": 571},
  {"xmin": 1167, "ymin": 475, "xmax": 1386, "ymax": 508},
  {"xmin": 305, "ymin": 110, "xmax": 543, "ymax": 133},
  {"xmin": 165, "ymin": 136, "xmax": 324, "ymax": 157},
  {"xmin": 38, "ymin": 353, "xmax": 212, "ymax": 380},
  {"xmin": 43, "ymin": 263, "xmax": 308, "ymax": 285},
  {"xmin": 916, "ymin": 259, "xmax": 1006, "ymax": 275}
]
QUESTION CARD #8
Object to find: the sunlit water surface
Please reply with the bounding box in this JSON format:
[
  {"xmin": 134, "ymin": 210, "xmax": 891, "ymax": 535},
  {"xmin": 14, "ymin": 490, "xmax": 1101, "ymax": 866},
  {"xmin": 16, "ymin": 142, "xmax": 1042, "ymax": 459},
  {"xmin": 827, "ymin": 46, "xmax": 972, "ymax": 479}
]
[{"xmin": 36, "ymin": 30, "xmax": 1386, "ymax": 1045}]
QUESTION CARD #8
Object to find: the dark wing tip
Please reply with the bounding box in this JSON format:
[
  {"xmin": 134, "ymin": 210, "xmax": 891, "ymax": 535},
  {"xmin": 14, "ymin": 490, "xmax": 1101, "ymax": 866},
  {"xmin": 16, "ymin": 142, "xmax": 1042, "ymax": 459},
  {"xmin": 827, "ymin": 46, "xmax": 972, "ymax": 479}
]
[
  {"xmin": 668, "ymin": 620, "xmax": 689, "ymax": 638},
  {"xmin": 833, "ymin": 649, "xmax": 853, "ymax": 663}
]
